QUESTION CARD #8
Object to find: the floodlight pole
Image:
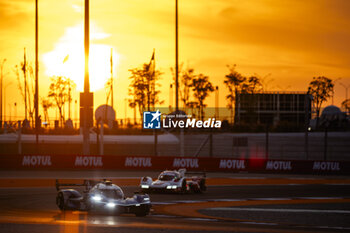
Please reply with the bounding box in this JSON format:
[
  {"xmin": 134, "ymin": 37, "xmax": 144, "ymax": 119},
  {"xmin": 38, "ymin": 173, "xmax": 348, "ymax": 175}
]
[
  {"xmin": 175, "ymin": 0, "xmax": 179, "ymax": 111},
  {"xmin": 110, "ymin": 48, "xmax": 114, "ymax": 110},
  {"xmin": 35, "ymin": 0, "xmax": 39, "ymax": 147},
  {"xmin": 340, "ymin": 82, "xmax": 349, "ymax": 101},
  {"xmin": 215, "ymin": 86, "xmax": 219, "ymax": 118},
  {"xmin": 24, "ymin": 49, "xmax": 27, "ymax": 121},
  {"xmin": 0, "ymin": 59, "xmax": 6, "ymax": 127},
  {"xmin": 83, "ymin": 0, "xmax": 90, "ymax": 155}
]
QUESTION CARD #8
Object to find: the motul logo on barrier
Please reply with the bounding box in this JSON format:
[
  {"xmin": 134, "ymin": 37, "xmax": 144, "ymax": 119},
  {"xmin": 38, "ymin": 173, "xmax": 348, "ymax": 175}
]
[
  {"xmin": 124, "ymin": 157, "xmax": 152, "ymax": 167},
  {"xmin": 219, "ymin": 159, "xmax": 245, "ymax": 169},
  {"xmin": 173, "ymin": 158, "xmax": 199, "ymax": 168},
  {"xmin": 22, "ymin": 156, "xmax": 52, "ymax": 166},
  {"xmin": 313, "ymin": 162, "xmax": 340, "ymax": 171},
  {"xmin": 75, "ymin": 156, "xmax": 103, "ymax": 167},
  {"xmin": 266, "ymin": 161, "xmax": 292, "ymax": 170}
]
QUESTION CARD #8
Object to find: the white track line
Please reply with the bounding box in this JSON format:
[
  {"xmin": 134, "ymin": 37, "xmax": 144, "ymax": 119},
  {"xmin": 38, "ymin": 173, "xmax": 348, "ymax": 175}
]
[
  {"xmin": 151, "ymin": 202, "xmax": 174, "ymax": 205},
  {"xmin": 213, "ymin": 199, "xmax": 246, "ymax": 202},
  {"xmin": 172, "ymin": 200, "xmax": 204, "ymax": 203},
  {"xmin": 296, "ymin": 196, "xmax": 345, "ymax": 200},
  {"xmin": 239, "ymin": 221, "xmax": 278, "ymax": 226},
  {"xmin": 207, "ymin": 207, "xmax": 350, "ymax": 214},
  {"xmin": 151, "ymin": 196, "xmax": 349, "ymax": 206},
  {"xmin": 248, "ymin": 197, "xmax": 292, "ymax": 201},
  {"xmin": 326, "ymin": 183, "xmax": 350, "ymax": 185}
]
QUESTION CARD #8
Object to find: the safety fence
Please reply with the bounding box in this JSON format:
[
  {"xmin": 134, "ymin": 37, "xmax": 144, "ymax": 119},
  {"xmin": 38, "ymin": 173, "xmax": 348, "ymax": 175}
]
[{"xmin": 0, "ymin": 154, "xmax": 349, "ymax": 175}]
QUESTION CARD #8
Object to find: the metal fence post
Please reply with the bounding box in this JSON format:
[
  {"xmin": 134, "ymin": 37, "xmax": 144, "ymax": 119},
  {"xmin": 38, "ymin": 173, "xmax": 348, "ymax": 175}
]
[
  {"xmin": 305, "ymin": 127, "xmax": 309, "ymax": 160},
  {"xmin": 17, "ymin": 121, "xmax": 21, "ymax": 155},
  {"xmin": 180, "ymin": 129, "xmax": 184, "ymax": 156},
  {"xmin": 154, "ymin": 129, "xmax": 158, "ymax": 156},
  {"xmin": 4, "ymin": 122, "xmax": 7, "ymax": 134},
  {"xmin": 324, "ymin": 126, "xmax": 328, "ymax": 161},
  {"xmin": 304, "ymin": 95, "xmax": 310, "ymax": 160},
  {"xmin": 99, "ymin": 121, "xmax": 104, "ymax": 155},
  {"xmin": 209, "ymin": 130, "xmax": 213, "ymax": 157},
  {"xmin": 265, "ymin": 125, "xmax": 269, "ymax": 159}
]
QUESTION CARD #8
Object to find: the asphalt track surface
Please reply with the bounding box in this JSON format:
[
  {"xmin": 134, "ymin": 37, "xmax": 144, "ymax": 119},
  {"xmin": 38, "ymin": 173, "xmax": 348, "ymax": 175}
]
[{"xmin": 0, "ymin": 171, "xmax": 349, "ymax": 233}]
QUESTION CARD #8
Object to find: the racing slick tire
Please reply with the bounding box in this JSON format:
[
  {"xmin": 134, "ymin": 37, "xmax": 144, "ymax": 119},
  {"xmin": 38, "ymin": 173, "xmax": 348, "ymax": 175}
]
[
  {"xmin": 140, "ymin": 189, "xmax": 151, "ymax": 194},
  {"xmin": 56, "ymin": 192, "xmax": 66, "ymax": 211},
  {"xmin": 180, "ymin": 179, "xmax": 187, "ymax": 193},
  {"xmin": 199, "ymin": 179, "xmax": 206, "ymax": 192},
  {"xmin": 134, "ymin": 205, "xmax": 150, "ymax": 217},
  {"xmin": 135, "ymin": 210, "xmax": 147, "ymax": 217},
  {"xmin": 85, "ymin": 199, "xmax": 93, "ymax": 212}
]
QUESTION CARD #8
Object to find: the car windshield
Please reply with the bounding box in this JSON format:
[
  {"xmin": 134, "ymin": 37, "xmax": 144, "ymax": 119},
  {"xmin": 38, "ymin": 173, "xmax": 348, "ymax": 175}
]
[
  {"xmin": 158, "ymin": 174, "xmax": 175, "ymax": 181},
  {"xmin": 101, "ymin": 189, "xmax": 123, "ymax": 199}
]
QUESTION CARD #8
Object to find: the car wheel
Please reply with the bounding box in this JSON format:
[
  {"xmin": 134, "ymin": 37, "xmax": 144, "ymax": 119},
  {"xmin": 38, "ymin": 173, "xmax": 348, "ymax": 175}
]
[
  {"xmin": 141, "ymin": 189, "xmax": 150, "ymax": 194},
  {"xmin": 134, "ymin": 205, "xmax": 149, "ymax": 217},
  {"xmin": 135, "ymin": 210, "xmax": 147, "ymax": 217},
  {"xmin": 199, "ymin": 179, "xmax": 206, "ymax": 192},
  {"xmin": 85, "ymin": 199, "xmax": 92, "ymax": 211},
  {"xmin": 181, "ymin": 179, "xmax": 187, "ymax": 193},
  {"xmin": 193, "ymin": 184, "xmax": 202, "ymax": 193},
  {"xmin": 57, "ymin": 192, "xmax": 65, "ymax": 211}
]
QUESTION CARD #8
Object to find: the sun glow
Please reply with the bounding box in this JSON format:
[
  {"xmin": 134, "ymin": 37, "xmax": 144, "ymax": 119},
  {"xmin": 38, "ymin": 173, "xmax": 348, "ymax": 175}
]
[{"xmin": 43, "ymin": 23, "xmax": 119, "ymax": 92}]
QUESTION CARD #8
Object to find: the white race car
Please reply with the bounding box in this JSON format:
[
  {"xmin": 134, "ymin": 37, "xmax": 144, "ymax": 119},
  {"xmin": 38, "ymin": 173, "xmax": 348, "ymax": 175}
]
[{"xmin": 140, "ymin": 169, "xmax": 206, "ymax": 193}]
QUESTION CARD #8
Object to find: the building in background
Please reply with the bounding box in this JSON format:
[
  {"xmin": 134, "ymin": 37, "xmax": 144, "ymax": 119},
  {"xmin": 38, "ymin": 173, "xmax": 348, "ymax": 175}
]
[{"xmin": 235, "ymin": 92, "xmax": 312, "ymax": 127}]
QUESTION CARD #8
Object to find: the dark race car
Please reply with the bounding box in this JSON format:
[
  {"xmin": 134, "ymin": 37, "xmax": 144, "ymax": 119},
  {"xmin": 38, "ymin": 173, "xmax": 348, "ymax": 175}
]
[
  {"xmin": 140, "ymin": 169, "xmax": 206, "ymax": 193},
  {"xmin": 56, "ymin": 179, "xmax": 151, "ymax": 216}
]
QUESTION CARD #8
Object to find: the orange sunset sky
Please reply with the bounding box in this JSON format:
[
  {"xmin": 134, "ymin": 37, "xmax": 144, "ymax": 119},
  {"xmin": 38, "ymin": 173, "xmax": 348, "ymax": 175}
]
[{"xmin": 0, "ymin": 0, "xmax": 349, "ymax": 122}]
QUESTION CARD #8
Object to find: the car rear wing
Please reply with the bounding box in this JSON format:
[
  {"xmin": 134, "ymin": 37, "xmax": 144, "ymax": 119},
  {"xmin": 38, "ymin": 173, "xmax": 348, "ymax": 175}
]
[{"xmin": 55, "ymin": 179, "xmax": 100, "ymax": 191}]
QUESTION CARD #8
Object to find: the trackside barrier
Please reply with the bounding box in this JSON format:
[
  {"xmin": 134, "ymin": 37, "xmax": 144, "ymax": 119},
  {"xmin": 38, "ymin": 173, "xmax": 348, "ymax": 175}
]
[{"xmin": 0, "ymin": 155, "xmax": 349, "ymax": 175}]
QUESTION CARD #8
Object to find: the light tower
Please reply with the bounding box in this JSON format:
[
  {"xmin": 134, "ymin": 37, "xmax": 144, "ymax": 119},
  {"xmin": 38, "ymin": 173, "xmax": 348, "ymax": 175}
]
[
  {"xmin": 35, "ymin": 0, "xmax": 39, "ymax": 146},
  {"xmin": 175, "ymin": 0, "xmax": 179, "ymax": 111},
  {"xmin": 81, "ymin": 0, "xmax": 93, "ymax": 155}
]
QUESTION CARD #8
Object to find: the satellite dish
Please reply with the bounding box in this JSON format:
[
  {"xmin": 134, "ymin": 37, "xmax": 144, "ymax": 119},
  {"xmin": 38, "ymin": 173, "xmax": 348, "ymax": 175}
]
[
  {"xmin": 321, "ymin": 105, "xmax": 341, "ymax": 116},
  {"xmin": 321, "ymin": 105, "xmax": 345, "ymax": 123},
  {"xmin": 95, "ymin": 105, "xmax": 116, "ymax": 128}
]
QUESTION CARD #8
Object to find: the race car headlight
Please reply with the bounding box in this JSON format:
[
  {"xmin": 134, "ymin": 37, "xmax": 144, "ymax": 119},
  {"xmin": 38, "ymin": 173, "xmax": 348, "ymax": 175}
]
[
  {"xmin": 106, "ymin": 202, "xmax": 116, "ymax": 208},
  {"xmin": 166, "ymin": 185, "xmax": 172, "ymax": 189},
  {"xmin": 143, "ymin": 197, "xmax": 150, "ymax": 201},
  {"xmin": 92, "ymin": 195, "xmax": 102, "ymax": 202},
  {"xmin": 172, "ymin": 185, "xmax": 177, "ymax": 189},
  {"xmin": 141, "ymin": 185, "xmax": 149, "ymax": 189}
]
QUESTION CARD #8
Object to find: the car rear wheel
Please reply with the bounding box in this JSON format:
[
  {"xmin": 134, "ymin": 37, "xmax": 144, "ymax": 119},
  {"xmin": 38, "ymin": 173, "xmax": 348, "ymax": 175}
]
[
  {"xmin": 180, "ymin": 179, "xmax": 187, "ymax": 193},
  {"xmin": 135, "ymin": 210, "xmax": 147, "ymax": 217},
  {"xmin": 200, "ymin": 179, "xmax": 206, "ymax": 192},
  {"xmin": 134, "ymin": 205, "xmax": 149, "ymax": 217},
  {"xmin": 57, "ymin": 192, "xmax": 65, "ymax": 210}
]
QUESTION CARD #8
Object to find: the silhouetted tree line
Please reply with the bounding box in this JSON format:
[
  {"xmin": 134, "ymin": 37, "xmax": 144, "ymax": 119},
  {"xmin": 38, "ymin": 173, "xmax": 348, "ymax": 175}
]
[
  {"xmin": 127, "ymin": 57, "xmax": 348, "ymax": 131},
  {"xmin": 6, "ymin": 48, "xmax": 349, "ymax": 133}
]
